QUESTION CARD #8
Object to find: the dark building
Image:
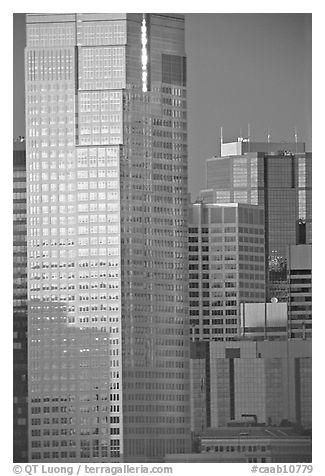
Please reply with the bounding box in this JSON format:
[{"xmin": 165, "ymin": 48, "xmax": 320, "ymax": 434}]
[
  {"xmin": 200, "ymin": 138, "xmax": 312, "ymax": 301},
  {"xmin": 190, "ymin": 340, "xmax": 312, "ymax": 439},
  {"xmin": 199, "ymin": 425, "xmax": 312, "ymax": 463},
  {"xmin": 13, "ymin": 139, "xmax": 28, "ymax": 462},
  {"xmin": 166, "ymin": 425, "xmax": 312, "ymax": 463}
]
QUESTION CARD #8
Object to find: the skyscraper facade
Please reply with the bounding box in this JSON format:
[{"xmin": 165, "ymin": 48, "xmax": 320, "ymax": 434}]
[
  {"xmin": 189, "ymin": 202, "xmax": 265, "ymax": 341},
  {"xmin": 25, "ymin": 13, "xmax": 190, "ymax": 462},
  {"xmin": 13, "ymin": 139, "xmax": 28, "ymax": 462},
  {"xmin": 200, "ymin": 139, "xmax": 312, "ymax": 301}
]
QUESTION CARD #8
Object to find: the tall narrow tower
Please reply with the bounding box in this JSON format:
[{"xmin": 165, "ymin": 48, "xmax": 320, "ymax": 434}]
[
  {"xmin": 25, "ymin": 13, "xmax": 190, "ymax": 462},
  {"xmin": 13, "ymin": 139, "xmax": 28, "ymax": 462}
]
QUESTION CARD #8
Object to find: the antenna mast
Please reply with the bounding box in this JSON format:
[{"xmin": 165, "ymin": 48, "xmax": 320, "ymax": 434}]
[
  {"xmin": 220, "ymin": 126, "xmax": 223, "ymax": 155},
  {"xmin": 248, "ymin": 123, "xmax": 251, "ymax": 152}
]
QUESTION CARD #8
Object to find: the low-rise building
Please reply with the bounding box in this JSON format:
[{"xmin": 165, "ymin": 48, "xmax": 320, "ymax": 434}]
[{"xmin": 166, "ymin": 425, "xmax": 311, "ymax": 463}]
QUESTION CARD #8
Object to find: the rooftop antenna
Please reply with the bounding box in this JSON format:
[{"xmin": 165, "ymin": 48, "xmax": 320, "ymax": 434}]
[
  {"xmin": 267, "ymin": 128, "xmax": 271, "ymax": 154},
  {"xmin": 220, "ymin": 126, "xmax": 223, "ymax": 155},
  {"xmin": 239, "ymin": 127, "xmax": 243, "ymax": 142},
  {"xmin": 294, "ymin": 127, "xmax": 298, "ymax": 153},
  {"xmin": 248, "ymin": 123, "xmax": 251, "ymax": 152}
]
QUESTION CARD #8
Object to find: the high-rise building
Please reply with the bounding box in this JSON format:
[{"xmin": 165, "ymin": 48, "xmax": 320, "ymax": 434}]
[
  {"xmin": 188, "ymin": 202, "xmax": 265, "ymax": 341},
  {"xmin": 200, "ymin": 138, "xmax": 312, "ymax": 301},
  {"xmin": 13, "ymin": 139, "xmax": 28, "ymax": 462},
  {"xmin": 25, "ymin": 13, "xmax": 190, "ymax": 462}
]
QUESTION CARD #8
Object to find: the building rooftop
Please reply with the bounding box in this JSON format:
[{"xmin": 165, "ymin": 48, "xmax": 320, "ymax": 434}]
[
  {"xmin": 219, "ymin": 138, "xmax": 306, "ymax": 157},
  {"xmin": 202, "ymin": 426, "xmax": 311, "ymax": 440},
  {"xmin": 13, "ymin": 137, "xmax": 25, "ymax": 150}
]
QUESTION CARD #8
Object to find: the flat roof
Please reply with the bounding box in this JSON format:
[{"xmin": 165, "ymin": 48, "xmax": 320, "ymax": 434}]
[{"xmin": 202, "ymin": 427, "xmax": 311, "ymax": 440}]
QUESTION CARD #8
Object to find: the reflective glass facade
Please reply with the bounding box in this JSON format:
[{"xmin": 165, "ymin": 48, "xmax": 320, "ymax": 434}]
[{"xmin": 25, "ymin": 13, "xmax": 190, "ymax": 462}]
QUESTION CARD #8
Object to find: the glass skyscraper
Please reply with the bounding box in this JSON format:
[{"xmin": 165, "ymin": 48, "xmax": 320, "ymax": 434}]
[
  {"xmin": 25, "ymin": 13, "xmax": 190, "ymax": 462},
  {"xmin": 200, "ymin": 139, "xmax": 312, "ymax": 301}
]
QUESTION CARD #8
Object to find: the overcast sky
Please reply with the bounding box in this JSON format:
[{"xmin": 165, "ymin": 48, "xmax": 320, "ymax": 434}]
[{"xmin": 13, "ymin": 13, "xmax": 312, "ymax": 198}]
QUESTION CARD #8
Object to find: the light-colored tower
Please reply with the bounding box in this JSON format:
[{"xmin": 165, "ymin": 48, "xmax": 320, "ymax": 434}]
[
  {"xmin": 25, "ymin": 13, "xmax": 190, "ymax": 462},
  {"xmin": 188, "ymin": 202, "xmax": 265, "ymax": 341}
]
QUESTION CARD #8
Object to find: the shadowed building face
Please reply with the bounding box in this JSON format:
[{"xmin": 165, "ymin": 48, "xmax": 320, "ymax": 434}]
[{"xmin": 13, "ymin": 140, "xmax": 28, "ymax": 462}]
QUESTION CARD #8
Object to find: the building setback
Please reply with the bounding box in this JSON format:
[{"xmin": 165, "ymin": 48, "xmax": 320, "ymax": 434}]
[
  {"xmin": 189, "ymin": 202, "xmax": 265, "ymax": 341},
  {"xmin": 13, "ymin": 140, "xmax": 28, "ymax": 462},
  {"xmin": 25, "ymin": 13, "xmax": 190, "ymax": 462}
]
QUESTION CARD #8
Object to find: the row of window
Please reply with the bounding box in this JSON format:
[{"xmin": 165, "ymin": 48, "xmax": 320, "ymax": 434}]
[
  {"xmin": 190, "ymin": 310, "xmax": 237, "ymax": 317},
  {"xmin": 191, "ymin": 326, "xmax": 238, "ymax": 333},
  {"xmin": 204, "ymin": 444, "xmax": 268, "ymax": 453},
  {"xmin": 31, "ymin": 450, "xmax": 120, "ymax": 459},
  {"xmin": 189, "ymin": 227, "xmax": 264, "ymax": 235}
]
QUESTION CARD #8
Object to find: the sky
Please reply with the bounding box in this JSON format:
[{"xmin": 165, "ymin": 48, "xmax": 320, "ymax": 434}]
[{"xmin": 13, "ymin": 13, "xmax": 312, "ymax": 199}]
